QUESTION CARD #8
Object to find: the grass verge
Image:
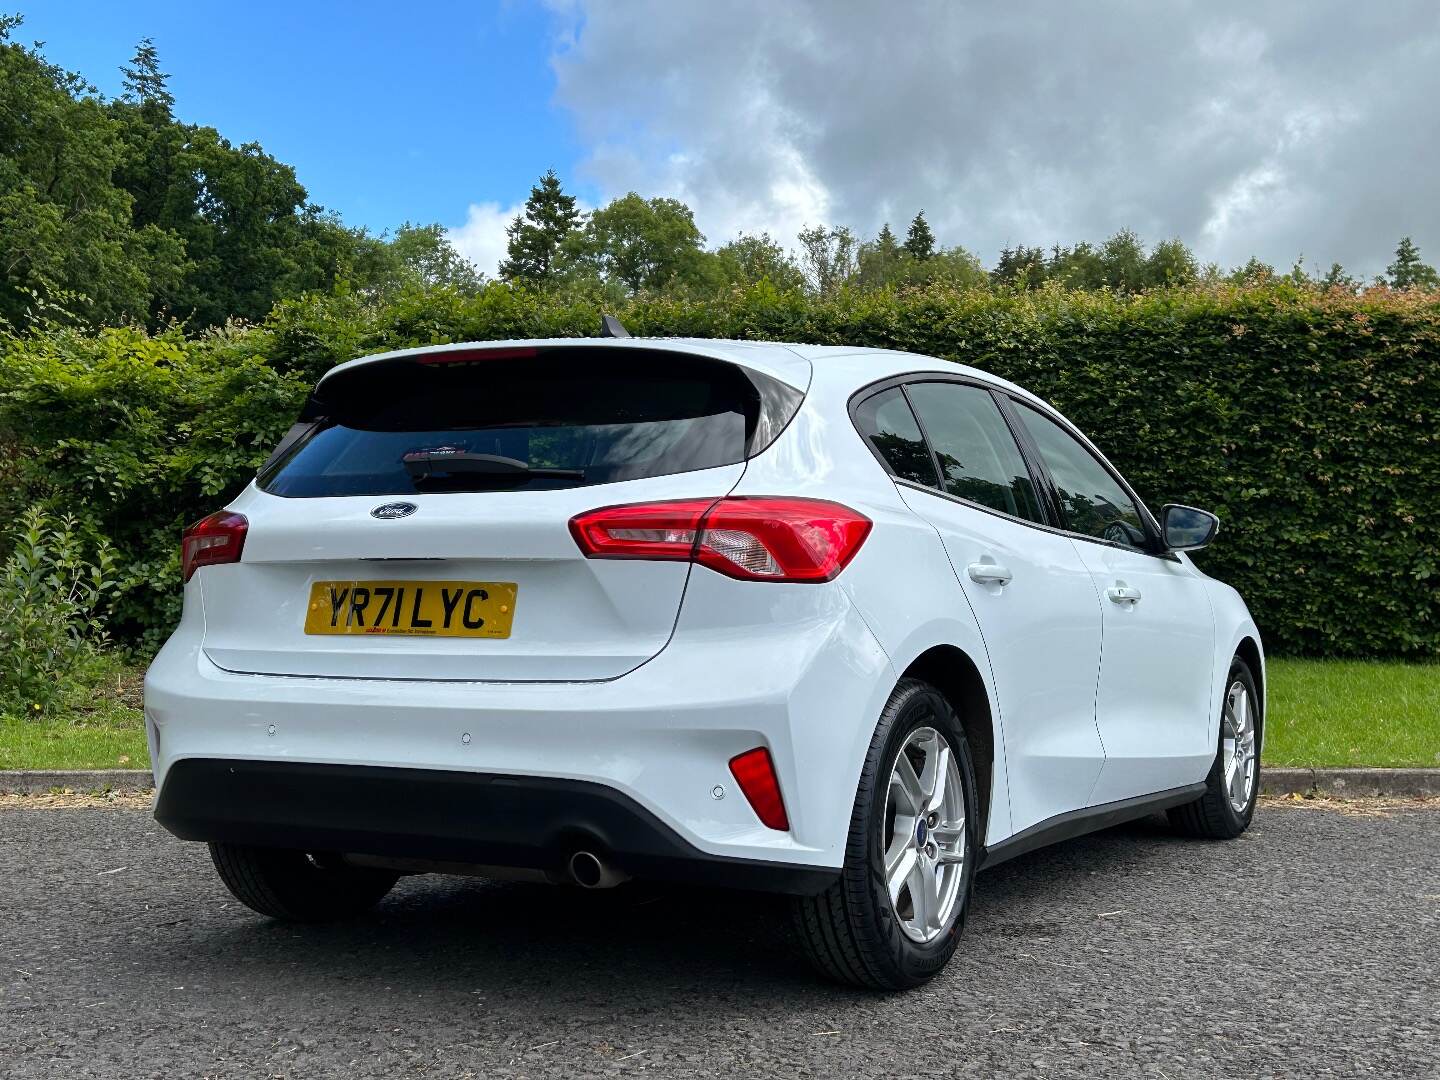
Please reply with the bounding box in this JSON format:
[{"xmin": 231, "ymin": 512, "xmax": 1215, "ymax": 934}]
[
  {"xmin": 0, "ymin": 654, "xmax": 148, "ymax": 771},
  {"xmin": 1, "ymin": 655, "xmax": 1436, "ymax": 771},
  {"xmin": 1262, "ymin": 658, "xmax": 1439, "ymax": 768}
]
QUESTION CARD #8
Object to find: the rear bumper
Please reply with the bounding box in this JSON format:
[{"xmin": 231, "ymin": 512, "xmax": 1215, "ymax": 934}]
[
  {"xmin": 156, "ymin": 758, "xmax": 837, "ymax": 894},
  {"xmin": 144, "ymin": 569, "xmax": 897, "ymax": 873}
]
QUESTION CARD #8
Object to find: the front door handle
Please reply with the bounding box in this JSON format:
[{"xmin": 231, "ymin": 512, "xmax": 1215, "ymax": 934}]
[
  {"xmin": 1106, "ymin": 583, "xmax": 1143, "ymax": 604},
  {"xmin": 967, "ymin": 562, "xmax": 1013, "ymax": 586}
]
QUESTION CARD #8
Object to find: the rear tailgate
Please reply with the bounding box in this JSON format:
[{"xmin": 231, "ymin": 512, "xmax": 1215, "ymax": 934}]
[
  {"xmin": 200, "ymin": 469, "xmax": 744, "ymax": 681},
  {"xmin": 195, "ymin": 343, "xmax": 806, "ymax": 682}
]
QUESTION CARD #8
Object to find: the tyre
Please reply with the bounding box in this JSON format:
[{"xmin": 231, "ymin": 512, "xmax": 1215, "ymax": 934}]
[
  {"xmin": 792, "ymin": 678, "xmax": 979, "ymax": 990},
  {"xmin": 1168, "ymin": 656, "xmax": 1261, "ymax": 839},
  {"xmin": 209, "ymin": 842, "xmax": 399, "ymax": 922}
]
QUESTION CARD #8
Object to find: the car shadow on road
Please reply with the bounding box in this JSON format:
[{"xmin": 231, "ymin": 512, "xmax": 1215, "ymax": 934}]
[{"xmin": 179, "ymin": 814, "xmax": 1186, "ymax": 1002}]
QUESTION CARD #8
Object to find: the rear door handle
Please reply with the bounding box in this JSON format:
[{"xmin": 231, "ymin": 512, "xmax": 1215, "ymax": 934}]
[
  {"xmin": 967, "ymin": 562, "xmax": 1013, "ymax": 586},
  {"xmin": 1106, "ymin": 584, "xmax": 1142, "ymax": 604}
]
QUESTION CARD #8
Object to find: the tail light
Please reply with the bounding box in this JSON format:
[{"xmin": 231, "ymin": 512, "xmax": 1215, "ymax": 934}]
[
  {"xmin": 729, "ymin": 747, "xmax": 790, "ymax": 831},
  {"xmin": 181, "ymin": 511, "xmax": 248, "ymax": 582},
  {"xmin": 569, "ymin": 497, "xmax": 871, "ymax": 583}
]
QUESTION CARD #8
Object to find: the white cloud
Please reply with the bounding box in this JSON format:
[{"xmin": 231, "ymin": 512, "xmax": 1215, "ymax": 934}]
[
  {"xmin": 446, "ymin": 201, "xmax": 524, "ymax": 278},
  {"xmin": 542, "ymin": 1, "xmax": 1440, "ymax": 276}
]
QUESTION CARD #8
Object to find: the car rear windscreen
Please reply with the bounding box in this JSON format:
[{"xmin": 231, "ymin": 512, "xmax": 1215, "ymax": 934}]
[{"xmin": 258, "ymin": 349, "xmax": 799, "ymax": 498}]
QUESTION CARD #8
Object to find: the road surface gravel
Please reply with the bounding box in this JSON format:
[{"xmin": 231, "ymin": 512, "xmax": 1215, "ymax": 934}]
[{"xmin": 1, "ymin": 797, "xmax": 1435, "ymax": 1078}]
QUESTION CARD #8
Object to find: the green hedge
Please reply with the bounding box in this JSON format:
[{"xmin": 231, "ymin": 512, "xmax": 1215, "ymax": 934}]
[{"xmin": 2, "ymin": 281, "xmax": 1437, "ymax": 657}]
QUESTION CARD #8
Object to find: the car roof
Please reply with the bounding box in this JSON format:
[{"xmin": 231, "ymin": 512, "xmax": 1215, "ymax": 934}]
[{"xmin": 320, "ymin": 336, "xmax": 1046, "ymax": 408}]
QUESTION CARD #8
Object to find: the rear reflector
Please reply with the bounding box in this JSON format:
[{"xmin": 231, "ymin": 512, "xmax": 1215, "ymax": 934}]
[
  {"xmin": 569, "ymin": 497, "xmax": 871, "ymax": 583},
  {"xmin": 181, "ymin": 511, "xmax": 248, "ymax": 582},
  {"xmin": 728, "ymin": 747, "xmax": 790, "ymax": 831}
]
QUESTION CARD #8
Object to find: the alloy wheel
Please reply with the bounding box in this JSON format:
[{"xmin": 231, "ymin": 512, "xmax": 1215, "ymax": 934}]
[
  {"xmin": 882, "ymin": 725, "xmax": 967, "ymax": 943},
  {"xmin": 1222, "ymin": 680, "xmax": 1258, "ymax": 814}
]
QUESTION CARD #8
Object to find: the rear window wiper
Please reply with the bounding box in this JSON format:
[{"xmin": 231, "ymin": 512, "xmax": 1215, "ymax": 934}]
[{"xmin": 402, "ymin": 449, "xmax": 585, "ymax": 481}]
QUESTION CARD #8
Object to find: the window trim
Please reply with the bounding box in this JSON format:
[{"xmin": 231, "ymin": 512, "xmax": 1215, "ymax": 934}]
[
  {"xmin": 850, "ymin": 372, "xmax": 1054, "ymax": 531},
  {"xmin": 1003, "ymin": 393, "xmax": 1168, "ymax": 557},
  {"xmin": 848, "ymin": 371, "xmax": 1176, "ymax": 561},
  {"xmin": 899, "ymin": 380, "xmax": 1050, "ymax": 529},
  {"xmin": 850, "ymin": 384, "xmax": 943, "ymax": 490}
]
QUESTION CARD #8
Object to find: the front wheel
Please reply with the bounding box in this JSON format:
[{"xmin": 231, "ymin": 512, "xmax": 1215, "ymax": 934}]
[
  {"xmin": 209, "ymin": 842, "xmax": 399, "ymax": 922},
  {"xmin": 1169, "ymin": 656, "xmax": 1261, "ymax": 839},
  {"xmin": 792, "ymin": 678, "xmax": 979, "ymax": 990}
]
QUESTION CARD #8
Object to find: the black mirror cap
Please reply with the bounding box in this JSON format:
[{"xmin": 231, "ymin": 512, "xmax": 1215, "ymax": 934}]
[{"xmin": 1161, "ymin": 504, "xmax": 1220, "ymax": 552}]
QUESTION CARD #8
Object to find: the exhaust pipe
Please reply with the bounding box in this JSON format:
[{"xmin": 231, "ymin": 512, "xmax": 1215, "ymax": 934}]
[{"xmin": 567, "ymin": 850, "xmax": 630, "ymax": 889}]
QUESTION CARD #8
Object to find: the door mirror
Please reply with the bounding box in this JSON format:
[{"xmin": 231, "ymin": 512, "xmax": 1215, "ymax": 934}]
[{"xmin": 1161, "ymin": 504, "xmax": 1220, "ymax": 551}]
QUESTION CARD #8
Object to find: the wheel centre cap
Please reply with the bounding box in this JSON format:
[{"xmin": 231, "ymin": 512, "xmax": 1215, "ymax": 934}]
[{"xmin": 915, "ymin": 819, "xmax": 929, "ymax": 846}]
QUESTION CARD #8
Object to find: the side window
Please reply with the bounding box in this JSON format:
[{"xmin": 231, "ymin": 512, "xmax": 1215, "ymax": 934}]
[
  {"xmin": 1013, "ymin": 401, "xmax": 1149, "ymax": 548},
  {"xmin": 854, "ymin": 387, "xmax": 939, "ymax": 487},
  {"xmin": 904, "ymin": 382, "xmax": 1044, "ymax": 523}
]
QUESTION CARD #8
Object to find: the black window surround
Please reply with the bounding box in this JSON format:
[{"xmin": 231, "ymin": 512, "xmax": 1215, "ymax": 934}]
[
  {"xmin": 849, "ymin": 371, "xmax": 1173, "ymax": 560},
  {"xmin": 899, "ymin": 380, "xmax": 1047, "ymax": 526}
]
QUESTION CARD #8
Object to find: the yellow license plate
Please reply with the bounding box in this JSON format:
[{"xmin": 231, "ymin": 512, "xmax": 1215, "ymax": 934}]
[{"xmin": 304, "ymin": 580, "xmax": 517, "ymax": 639}]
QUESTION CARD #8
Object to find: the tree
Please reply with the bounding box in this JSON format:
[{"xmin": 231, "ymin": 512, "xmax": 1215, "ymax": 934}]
[
  {"xmin": 857, "ymin": 220, "xmax": 986, "ymax": 291},
  {"xmin": 1228, "ymin": 257, "xmax": 1275, "ymax": 285},
  {"xmin": 713, "ymin": 232, "xmax": 804, "ymax": 291},
  {"xmin": 571, "ymin": 193, "xmax": 707, "ymax": 293},
  {"xmin": 111, "ymin": 39, "xmax": 188, "ymax": 269},
  {"xmin": 1386, "ymin": 237, "xmax": 1439, "ymax": 289},
  {"xmin": 384, "ymin": 223, "xmax": 483, "ymax": 291},
  {"xmin": 797, "ymin": 224, "xmax": 858, "ymax": 296},
  {"xmin": 499, "ymin": 169, "xmax": 582, "ymax": 285},
  {"xmin": 1095, "ymin": 228, "xmax": 1147, "ymax": 291},
  {"xmin": 1321, "ymin": 262, "xmax": 1359, "ymax": 291},
  {"xmin": 0, "ymin": 17, "xmax": 187, "ymax": 327},
  {"xmin": 1144, "ymin": 238, "xmax": 1198, "ymax": 287},
  {"xmin": 855, "ymin": 223, "xmax": 903, "ymax": 289},
  {"xmin": 992, "ymin": 245, "xmax": 1048, "ymax": 289},
  {"xmin": 915, "ymin": 246, "xmax": 988, "ymax": 289},
  {"xmin": 903, "ymin": 211, "xmax": 936, "ymax": 260},
  {"xmin": 1047, "ymin": 242, "xmax": 1101, "ymax": 289},
  {"xmin": 120, "ymin": 37, "xmax": 173, "ymax": 113}
]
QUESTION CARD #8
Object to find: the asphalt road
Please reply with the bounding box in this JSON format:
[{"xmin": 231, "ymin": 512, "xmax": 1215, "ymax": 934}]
[{"xmin": 1, "ymin": 800, "xmax": 1436, "ymax": 1079}]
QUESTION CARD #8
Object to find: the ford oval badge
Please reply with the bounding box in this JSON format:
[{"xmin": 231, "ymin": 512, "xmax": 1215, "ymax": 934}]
[{"xmin": 371, "ymin": 502, "xmax": 418, "ymax": 520}]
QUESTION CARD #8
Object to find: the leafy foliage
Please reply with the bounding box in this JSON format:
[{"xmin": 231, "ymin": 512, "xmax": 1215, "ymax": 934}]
[
  {"xmin": 1387, "ymin": 237, "xmax": 1439, "ymax": 289},
  {"xmin": 903, "ymin": 211, "xmax": 936, "ymax": 260},
  {"xmin": 3, "ymin": 281, "xmax": 1436, "ymax": 659},
  {"xmin": 385, "ymin": 223, "xmax": 484, "ymax": 292},
  {"xmin": 0, "ymin": 325, "xmax": 310, "ymax": 647},
  {"xmin": 797, "ymin": 225, "xmax": 859, "ymax": 297},
  {"xmin": 0, "ymin": 18, "xmax": 187, "ymax": 329},
  {"xmin": 712, "ymin": 233, "xmax": 806, "ymax": 291},
  {"xmin": 0, "ymin": 20, "xmax": 467, "ymax": 330},
  {"xmin": 569, "ymin": 193, "xmax": 710, "ymax": 293},
  {"xmin": 500, "ymin": 169, "xmax": 583, "ymax": 286},
  {"xmin": 0, "ymin": 506, "xmax": 116, "ymax": 713}
]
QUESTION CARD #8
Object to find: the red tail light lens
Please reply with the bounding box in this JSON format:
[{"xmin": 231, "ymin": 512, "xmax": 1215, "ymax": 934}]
[
  {"xmin": 568, "ymin": 499, "xmax": 714, "ymax": 562},
  {"xmin": 569, "ymin": 497, "xmax": 871, "ymax": 583},
  {"xmin": 729, "ymin": 747, "xmax": 790, "ymax": 831},
  {"xmin": 181, "ymin": 511, "xmax": 248, "ymax": 582}
]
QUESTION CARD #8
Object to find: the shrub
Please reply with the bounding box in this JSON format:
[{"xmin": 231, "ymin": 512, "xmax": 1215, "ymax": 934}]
[
  {"xmin": 1, "ymin": 280, "xmax": 1437, "ymax": 658},
  {"xmin": 0, "ymin": 506, "xmax": 115, "ymax": 713},
  {"xmin": 0, "ymin": 324, "xmax": 310, "ymax": 648}
]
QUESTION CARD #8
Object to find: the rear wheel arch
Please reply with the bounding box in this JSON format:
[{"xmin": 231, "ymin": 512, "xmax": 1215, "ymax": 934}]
[{"xmin": 898, "ymin": 645, "xmax": 996, "ymax": 841}]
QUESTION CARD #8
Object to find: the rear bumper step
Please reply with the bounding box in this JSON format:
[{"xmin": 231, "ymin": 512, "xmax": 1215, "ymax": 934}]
[{"xmin": 154, "ymin": 758, "xmax": 837, "ymax": 896}]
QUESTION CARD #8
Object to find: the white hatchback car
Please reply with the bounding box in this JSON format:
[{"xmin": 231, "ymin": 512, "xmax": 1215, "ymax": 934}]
[{"xmin": 146, "ymin": 333, "xmax": 1263, "ymax": 989}]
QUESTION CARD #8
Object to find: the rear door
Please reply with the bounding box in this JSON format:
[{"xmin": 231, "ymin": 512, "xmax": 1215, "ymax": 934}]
[
  {"xmin": 856, "ymin": 381, "xmax": 1106, "ymax": 835},
  {"xmin": 198, "ymin": 346, "xmax": 804, "ymax": 682},
  {"xmin": 1008, "ymin": 399, "xmax": 1216, "ymax": 802}
]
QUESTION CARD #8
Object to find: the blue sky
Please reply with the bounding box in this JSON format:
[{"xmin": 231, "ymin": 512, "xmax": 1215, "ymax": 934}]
[{"xmin": 19, "ymin": 1, "xmax": 592, "ymax": 235}]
